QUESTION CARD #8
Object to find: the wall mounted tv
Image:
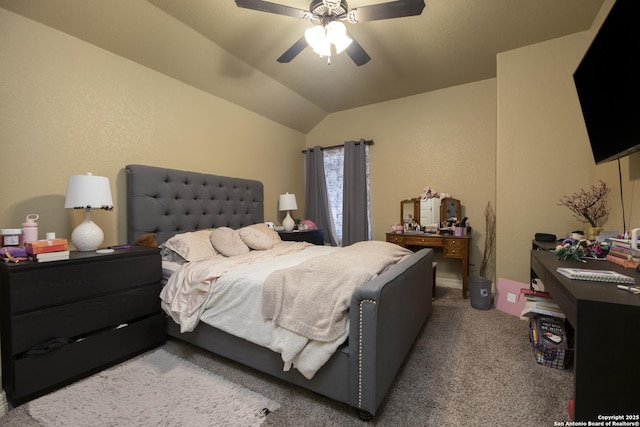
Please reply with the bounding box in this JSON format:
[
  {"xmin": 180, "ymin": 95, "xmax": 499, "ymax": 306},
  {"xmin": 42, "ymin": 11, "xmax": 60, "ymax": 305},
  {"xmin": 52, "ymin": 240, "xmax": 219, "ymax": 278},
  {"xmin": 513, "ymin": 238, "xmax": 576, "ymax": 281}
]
[{"xmin": 573, "ymin": 0, "xmax": 640, "ymax": 165}]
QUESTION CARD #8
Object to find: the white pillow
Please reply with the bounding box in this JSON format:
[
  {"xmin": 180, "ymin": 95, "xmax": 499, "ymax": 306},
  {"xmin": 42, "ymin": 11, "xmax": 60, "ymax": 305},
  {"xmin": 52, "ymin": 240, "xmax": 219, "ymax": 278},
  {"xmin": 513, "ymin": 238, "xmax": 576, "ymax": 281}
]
[
  {"xmin": 209, "ymin": 227, "xmax": 250, "ymax": 257},
  {"xmin": 163, "ymin": 229, "xmax": 217, "ymax": 262},
  {"xmin": 247, "ymin": 223, "xmax": 282, "ymax": 243},
  {"xmin": 239, "ymin": 226, "xmax": 274, "ymax": 250}
]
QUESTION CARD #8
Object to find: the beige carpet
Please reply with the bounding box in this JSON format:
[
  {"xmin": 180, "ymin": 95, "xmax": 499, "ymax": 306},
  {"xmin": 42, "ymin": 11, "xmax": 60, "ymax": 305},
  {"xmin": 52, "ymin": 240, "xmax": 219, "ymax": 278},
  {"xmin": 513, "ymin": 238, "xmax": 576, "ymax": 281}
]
[
  {"xmin": 26, "ymin": 348, "xmax": 280, "ymax": 427},
  {"xmin": 0, "ymin": 287, "xmax": 573, "ymax": 426}
]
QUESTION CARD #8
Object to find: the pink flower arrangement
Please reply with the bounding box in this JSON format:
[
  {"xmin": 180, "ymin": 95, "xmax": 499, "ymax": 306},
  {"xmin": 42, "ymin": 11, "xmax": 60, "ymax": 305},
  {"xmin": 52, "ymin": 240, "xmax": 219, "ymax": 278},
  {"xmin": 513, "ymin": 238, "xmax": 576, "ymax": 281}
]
[{"xmin": 419, "ymin": 186, "xmax": 451, "ymax": 200}]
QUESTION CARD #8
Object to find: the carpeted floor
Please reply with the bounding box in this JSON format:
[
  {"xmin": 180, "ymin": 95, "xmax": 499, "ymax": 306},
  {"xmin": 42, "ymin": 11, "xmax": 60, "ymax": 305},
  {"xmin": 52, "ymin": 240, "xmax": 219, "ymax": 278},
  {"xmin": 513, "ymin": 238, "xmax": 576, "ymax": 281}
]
[
  {"xmin": 26, "ymin": 349, "xmax": 279, "ymax": 427},
  {"xmin": 0, "ymin": 286, "xmax": 573, "ymax": 426}
]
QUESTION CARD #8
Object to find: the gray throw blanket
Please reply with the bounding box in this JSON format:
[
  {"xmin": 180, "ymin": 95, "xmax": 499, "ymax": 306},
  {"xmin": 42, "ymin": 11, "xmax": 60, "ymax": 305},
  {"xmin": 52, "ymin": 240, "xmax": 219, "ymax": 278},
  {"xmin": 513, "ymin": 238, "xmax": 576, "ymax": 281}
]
[{"xmin": 262, "ymin": 241, "xmax": 412, "ymax": 342}]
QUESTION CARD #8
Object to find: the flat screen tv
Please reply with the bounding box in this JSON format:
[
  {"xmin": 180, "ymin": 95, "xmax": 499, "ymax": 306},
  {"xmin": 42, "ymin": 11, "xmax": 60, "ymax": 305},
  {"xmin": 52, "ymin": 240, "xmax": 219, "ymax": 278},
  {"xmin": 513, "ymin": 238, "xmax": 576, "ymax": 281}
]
[{"xmin": 573, "ymin": 0, "xmax": 640, "ymax": 165}]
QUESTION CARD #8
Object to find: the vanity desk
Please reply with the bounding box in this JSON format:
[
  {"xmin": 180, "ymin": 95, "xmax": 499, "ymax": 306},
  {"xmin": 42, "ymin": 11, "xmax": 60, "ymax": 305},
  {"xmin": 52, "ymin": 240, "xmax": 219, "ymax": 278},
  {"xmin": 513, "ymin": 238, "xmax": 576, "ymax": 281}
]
[
  {"xmin": 386, "ymin": 232, "xmax": 470, "ymax": 298},
  {"xmin": 392, "ymin": 196, "xmax": 469, "ymax": 298}
]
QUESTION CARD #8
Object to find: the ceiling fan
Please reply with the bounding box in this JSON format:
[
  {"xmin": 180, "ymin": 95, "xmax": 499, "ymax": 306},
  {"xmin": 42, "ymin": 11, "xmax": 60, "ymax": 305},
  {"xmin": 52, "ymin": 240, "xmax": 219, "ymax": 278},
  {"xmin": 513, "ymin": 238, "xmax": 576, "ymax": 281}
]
[{"xmin": 234, "ymin": 0, "xmax": 426, "ymax": 65}]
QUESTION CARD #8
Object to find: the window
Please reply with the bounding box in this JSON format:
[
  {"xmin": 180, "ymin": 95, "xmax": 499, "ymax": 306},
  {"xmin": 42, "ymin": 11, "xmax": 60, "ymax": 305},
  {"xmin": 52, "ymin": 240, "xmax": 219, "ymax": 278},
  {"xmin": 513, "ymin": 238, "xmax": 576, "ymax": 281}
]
[{"xmin": 323, "ymin": 146, "xmax": 371, "ymax": 244}]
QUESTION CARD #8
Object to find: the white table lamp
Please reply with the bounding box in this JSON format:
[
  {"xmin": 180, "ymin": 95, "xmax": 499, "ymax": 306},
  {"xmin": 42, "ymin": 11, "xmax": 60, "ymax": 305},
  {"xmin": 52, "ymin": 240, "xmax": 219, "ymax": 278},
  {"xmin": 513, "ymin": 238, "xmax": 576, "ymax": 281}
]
[
  {"xmin": 279, "ymin": 193, "xmax": 298, "ymax": 232},
  {"xmin": 65, "ymin": 173, "xmax": 113, "ymax": 251}
]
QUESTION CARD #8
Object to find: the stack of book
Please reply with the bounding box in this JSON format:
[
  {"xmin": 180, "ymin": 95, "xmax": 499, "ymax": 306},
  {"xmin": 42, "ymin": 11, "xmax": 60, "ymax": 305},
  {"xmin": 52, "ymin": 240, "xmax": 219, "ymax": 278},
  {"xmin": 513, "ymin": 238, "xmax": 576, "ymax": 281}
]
[
  {"xmin": 519, "ymin": 288, "xmax": 565, "ymax": 320},
  {"xmin": 24, "ymin": 238, "xmax": 69, "ymax": 262},
  {"xmin": 606, "ymin": 238, "xmax": 640, "ymax": 269}
]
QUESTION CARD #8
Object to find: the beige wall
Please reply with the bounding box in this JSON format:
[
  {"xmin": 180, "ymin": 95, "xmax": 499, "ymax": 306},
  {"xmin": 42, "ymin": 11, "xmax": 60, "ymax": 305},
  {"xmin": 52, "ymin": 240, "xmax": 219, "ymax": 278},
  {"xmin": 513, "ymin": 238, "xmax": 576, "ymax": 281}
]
[
  {"xmin": 307, "ymin": 80, "xmax": 497, "ymax": 283},
  {"xmin": 307, "ymin": 0, "xmax": 640, "ymax": 286},
  {"xmin": 496, "ymin": 0, "xmax": 640, "ymax": 283},
  {"xmin": 3, "ymin": 0, "xmax": 639, "ymax": 288},
  {"xmin": 0, "ymin": 9, "xmax": 306, "ymax": 248}
]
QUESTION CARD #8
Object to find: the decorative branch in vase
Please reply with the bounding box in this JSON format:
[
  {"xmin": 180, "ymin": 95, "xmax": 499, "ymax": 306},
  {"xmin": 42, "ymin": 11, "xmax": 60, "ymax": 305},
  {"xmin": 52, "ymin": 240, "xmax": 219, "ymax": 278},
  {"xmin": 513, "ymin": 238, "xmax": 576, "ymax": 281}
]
[
  {"xmin": 479, "ymin": 201, "xmax": 495, "ymax": 280},
  {"xmin": 558, "ymin": 180, "xmax": 609, "ymax": 240}
]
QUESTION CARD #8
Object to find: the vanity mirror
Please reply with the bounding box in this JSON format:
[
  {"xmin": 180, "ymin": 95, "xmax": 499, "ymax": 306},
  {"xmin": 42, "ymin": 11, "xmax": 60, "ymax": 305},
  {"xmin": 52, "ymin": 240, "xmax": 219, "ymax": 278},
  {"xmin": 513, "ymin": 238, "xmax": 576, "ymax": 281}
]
[
  {"xmin": 401, "ymin": 198, "xmax": 420, "ymax": 227},
  {"xmin": 440, "ymin": 198, "xmax": 461, "ymax": 223},
  {"xmin": 400, "ymin": 197, "xmax": 462, "ymax": 229}
]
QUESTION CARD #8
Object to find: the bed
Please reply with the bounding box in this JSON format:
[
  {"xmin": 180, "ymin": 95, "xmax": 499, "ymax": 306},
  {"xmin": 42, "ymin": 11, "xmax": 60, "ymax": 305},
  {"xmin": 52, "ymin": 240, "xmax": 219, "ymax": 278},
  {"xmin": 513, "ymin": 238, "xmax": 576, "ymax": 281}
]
[{"xmin": 125, "ymin": 164, "xmax": 433, "ymax": 419}]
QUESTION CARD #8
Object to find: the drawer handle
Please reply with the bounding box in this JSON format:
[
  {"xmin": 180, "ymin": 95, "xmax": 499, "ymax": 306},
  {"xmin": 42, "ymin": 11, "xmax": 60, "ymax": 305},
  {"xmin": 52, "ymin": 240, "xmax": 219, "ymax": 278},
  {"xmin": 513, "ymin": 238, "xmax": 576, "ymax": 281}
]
[
  {"xmin": 451, "ymin": 250, "xmax": 457, "ymax": 254},
  {"xmin": 451, "ymin": 241, "xmax": 457, "ymax": 245}
]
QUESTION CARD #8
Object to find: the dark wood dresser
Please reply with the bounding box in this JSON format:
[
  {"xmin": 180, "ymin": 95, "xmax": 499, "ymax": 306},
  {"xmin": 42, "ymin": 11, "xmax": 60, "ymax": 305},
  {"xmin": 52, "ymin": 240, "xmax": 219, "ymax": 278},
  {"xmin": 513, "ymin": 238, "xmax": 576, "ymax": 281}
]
[
  {"xmin": 0, "ymin": 246, "xmax": 166, "ymax": 406},
  {"xmin": 278, "ymin": 229, "xmax": 324, "ymax": 245}
]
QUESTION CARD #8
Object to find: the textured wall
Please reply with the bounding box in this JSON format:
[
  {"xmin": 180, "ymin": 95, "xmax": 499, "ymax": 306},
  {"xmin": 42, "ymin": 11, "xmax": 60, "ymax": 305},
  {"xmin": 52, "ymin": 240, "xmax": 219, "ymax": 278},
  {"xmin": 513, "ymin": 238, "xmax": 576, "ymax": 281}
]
[
  {"xmin": 0, "ymin": 9, "xmax": 305, "ymax": 248},
  {"xmin": 307, "ymin": 80, "xmax": 497, "ymax": 283}
]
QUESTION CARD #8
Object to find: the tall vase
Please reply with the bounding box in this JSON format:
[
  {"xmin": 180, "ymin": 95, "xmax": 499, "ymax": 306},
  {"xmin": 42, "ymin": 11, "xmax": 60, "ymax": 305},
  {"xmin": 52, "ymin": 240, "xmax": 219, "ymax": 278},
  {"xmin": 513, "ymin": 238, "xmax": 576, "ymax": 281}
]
[{"xmin": 584, "ymin": 226, "xmax": 602, "ymax": 241}]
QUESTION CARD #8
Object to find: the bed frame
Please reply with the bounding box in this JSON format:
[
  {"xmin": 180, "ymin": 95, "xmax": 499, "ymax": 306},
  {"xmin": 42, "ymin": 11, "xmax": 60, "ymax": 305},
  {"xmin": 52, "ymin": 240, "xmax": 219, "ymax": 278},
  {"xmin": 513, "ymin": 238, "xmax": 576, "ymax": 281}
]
[{"xmin": 125, "ymin": 164, "xmax": 433, "ymax": 419}]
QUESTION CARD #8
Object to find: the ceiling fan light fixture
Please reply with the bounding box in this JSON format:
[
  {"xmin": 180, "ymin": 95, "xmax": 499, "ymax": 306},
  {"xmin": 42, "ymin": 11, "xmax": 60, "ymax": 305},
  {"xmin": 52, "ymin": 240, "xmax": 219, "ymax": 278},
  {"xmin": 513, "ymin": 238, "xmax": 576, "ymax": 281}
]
[
  {"xmin": 305, "ymin": 25, "xmax": 331, "ymax": 56},
  {"xmin": 313, "ymin": 42, "xmax": 332, "ymax": 57},
  {"xmin": 327, "ymin": 21, "xmax": 352, "ymax": 53},
  {"xmin": 235, "ymin": 0, "xmax": 426, "ymax": 66},
  {"xmin": 305, "ymin": 21, "xmax": 352, "ymax": 58}
]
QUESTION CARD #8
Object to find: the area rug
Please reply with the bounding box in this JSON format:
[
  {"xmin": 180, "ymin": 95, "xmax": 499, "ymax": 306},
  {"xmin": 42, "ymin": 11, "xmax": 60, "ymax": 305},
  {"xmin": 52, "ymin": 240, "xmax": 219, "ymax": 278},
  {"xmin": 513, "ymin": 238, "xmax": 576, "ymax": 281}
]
[{"xmin": 27, "ymin": 348, "xmax": 280, "ymax": 426}]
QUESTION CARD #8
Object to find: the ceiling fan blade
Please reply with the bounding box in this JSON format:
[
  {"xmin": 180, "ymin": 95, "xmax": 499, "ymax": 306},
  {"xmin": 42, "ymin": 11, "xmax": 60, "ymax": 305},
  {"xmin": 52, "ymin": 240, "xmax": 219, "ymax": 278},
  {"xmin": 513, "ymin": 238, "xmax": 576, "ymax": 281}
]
[
  {"xmin": 345, "ymin": 36, "xmax": 371, "ymax": 66},
  {"xmin": 277, "ymin": 36, "xmax": 308, "ymax": 63},
  {"xmin": 235, "ymin": 0, "xmax": 309, "ymax": 19},
  {"xmin": 347, "ymin": 0, "xmax": 425, "ymax": 23}
]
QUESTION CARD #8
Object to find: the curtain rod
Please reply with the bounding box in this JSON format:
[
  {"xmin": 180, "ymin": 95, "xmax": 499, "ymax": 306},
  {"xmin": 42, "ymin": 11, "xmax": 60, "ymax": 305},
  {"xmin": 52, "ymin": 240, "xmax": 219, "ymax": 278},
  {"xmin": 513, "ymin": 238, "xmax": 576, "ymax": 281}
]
[{"xmin": 301, "ymin": 140, "xmax": 374, "ymax": 154}]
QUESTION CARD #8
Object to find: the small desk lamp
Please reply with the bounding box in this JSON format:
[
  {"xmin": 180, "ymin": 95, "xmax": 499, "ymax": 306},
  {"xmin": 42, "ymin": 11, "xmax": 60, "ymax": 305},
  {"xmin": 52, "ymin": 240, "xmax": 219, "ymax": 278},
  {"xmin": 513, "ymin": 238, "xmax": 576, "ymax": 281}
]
[
  {"xmin": 64, "ymin": 173, "xmax": 113, "ymax": 251},
  {"xmin": 279, "ymin": 193, "xmax": 298, "ymax": 232}
]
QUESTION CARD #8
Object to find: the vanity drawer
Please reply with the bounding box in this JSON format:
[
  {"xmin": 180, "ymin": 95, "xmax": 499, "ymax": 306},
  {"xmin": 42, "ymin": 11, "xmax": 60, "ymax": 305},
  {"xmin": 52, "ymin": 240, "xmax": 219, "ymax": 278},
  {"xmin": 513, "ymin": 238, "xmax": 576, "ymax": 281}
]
[
  {"xmin": 386, "ymin": 234, "xmax": 405, "ymax": 245},
  {"xmin": 405, "ymin": 235, "xmax": 443, "ymax": 247},
  {"xmin": 444, "ymin": 238, "xmax": 467, "ymax": 259}
]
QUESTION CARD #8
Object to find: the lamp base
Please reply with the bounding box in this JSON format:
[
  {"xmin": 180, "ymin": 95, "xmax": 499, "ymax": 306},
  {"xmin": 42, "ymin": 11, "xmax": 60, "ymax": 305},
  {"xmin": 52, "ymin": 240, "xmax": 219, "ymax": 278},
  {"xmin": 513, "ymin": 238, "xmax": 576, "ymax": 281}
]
[
  {"xmin": 282, "ymin": 211, "xmax": 295, "ymax": 232},
  {"xmin": 71, "ymin": 209, "xmax": 104, "ymax": 251}
]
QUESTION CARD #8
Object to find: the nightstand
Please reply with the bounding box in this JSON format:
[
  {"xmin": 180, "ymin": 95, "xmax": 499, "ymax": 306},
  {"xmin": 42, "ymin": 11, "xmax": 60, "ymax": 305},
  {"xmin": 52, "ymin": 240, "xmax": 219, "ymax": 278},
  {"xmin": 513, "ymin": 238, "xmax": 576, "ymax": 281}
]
[
  {"xmin": 0, "ymin": 246, "xmax": 166, "ymax": 406},
  {"xmin": 278, "ymin": 229, "xmax": 324, "ymax": 245}
]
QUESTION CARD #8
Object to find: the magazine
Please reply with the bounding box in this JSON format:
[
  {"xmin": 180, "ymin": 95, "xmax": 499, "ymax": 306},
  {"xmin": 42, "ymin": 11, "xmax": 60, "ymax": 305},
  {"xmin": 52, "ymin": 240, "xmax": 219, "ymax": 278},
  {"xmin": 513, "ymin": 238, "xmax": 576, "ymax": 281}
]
[{"xmin": 556, "ymin": 267, "xmax": 635, "ymax": 284}]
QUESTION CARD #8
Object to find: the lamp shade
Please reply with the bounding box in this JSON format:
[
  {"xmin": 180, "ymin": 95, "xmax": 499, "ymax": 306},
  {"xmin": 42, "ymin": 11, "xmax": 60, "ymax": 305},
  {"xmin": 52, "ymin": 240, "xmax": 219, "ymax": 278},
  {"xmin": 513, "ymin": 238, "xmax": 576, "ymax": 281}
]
[
  {"xmin": 279, "ymin": 193, "xmax": 298, "ymax": 211},
  {"xmin": 65, "ymin": 173, "xmax": 113, "ymax": 209}
]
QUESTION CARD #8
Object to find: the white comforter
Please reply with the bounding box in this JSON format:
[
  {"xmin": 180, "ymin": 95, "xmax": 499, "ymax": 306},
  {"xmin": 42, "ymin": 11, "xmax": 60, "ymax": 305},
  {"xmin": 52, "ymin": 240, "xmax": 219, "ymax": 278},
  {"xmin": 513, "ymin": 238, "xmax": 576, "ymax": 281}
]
[
  {"xmin": 162, "ymin": 243, "xmax": 345, "ymax": 378},
  {"xmin": 161, "ymin": 241, "xmax": 410, "ymax": 379}
]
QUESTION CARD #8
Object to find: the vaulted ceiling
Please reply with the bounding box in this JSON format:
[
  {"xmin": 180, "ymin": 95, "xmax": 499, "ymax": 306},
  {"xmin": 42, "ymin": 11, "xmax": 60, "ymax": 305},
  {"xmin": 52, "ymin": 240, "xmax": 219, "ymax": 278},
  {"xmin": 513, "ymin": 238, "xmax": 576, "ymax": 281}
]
[{"xmin": 1, "ymin": 0, "xmax": 605, "ymax": 132}]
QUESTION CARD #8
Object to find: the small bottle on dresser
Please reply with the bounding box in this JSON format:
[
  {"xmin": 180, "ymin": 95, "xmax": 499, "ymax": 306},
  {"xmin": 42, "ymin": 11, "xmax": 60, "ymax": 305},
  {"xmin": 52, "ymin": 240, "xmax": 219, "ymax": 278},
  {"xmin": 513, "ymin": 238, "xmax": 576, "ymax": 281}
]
[{"xmin": 22, "ymin": 214, "xmax": 39, "ymax": 246}]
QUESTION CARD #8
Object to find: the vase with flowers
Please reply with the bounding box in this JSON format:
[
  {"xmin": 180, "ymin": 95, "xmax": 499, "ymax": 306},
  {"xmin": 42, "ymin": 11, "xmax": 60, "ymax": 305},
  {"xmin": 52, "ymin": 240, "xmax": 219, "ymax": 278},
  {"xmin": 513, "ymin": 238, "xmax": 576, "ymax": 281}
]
[
  {"xmin": 558, "ymin": 180, "xmax": 609, "ymax": 240},
  {"xmin": 553, "ymin": 238, "xmax": 608, "ymax": 261}
]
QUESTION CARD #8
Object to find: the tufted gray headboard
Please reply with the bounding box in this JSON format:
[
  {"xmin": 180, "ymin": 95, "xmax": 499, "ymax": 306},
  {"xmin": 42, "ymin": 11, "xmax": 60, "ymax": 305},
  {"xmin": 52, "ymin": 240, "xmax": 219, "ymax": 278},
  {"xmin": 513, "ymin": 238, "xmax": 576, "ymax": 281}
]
[{"xmin": 126, "ymin": 164, "xmax": 264, "ymax": 245}]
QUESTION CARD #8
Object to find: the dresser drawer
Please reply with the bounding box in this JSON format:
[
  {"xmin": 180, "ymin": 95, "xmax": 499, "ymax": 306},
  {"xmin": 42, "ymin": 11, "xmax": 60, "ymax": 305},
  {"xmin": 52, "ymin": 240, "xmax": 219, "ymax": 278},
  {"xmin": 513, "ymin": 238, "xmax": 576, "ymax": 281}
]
[
  {"xmin": 444, "ymin": 238, "xmax": 467, "ymax": 259},
  {"xmin": 8, "ymin": 252, "xmax": 160, "ymax": 314},
  {"xmin": 10, "ymin": 283, "xmax": 162, "ymax": 355},
  {"xmin": 11, "ymin": 313, "xmax": 165, "ymax": 405},
  {"xmin": 405, "ymin": 235, "xmax": 443, "ymax": 247}
]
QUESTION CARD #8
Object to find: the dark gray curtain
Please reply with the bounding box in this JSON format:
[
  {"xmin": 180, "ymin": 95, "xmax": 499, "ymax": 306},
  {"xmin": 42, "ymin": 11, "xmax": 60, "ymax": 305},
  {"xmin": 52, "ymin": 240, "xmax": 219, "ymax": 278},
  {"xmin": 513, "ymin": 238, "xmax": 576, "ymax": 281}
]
[
  {"xmin": 305, "ymin": 146, "xmax": 338, "ymax": 246},
  {"xmin": 341, "ymin": 139, "xmax": 369, "ymax": 246}
]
